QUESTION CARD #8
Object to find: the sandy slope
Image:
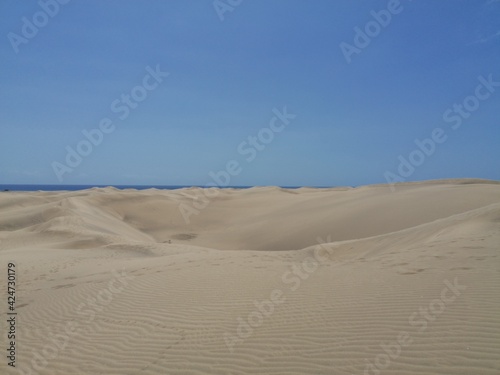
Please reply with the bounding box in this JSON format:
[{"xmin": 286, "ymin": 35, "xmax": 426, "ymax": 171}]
[{"xmin": 0, "ymin": 179, "xmax": 499, "ymax": 374}]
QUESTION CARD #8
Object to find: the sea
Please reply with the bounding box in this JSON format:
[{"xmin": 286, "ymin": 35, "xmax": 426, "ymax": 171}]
[{"xmin": 0, "ymin": 184, "xmax": 307, "ymax": 192}]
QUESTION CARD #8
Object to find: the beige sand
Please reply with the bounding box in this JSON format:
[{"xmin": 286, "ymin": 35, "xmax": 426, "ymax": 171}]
[{"xmin": 1, "ymin": 179, "xmax": 499, "ymax": 374}]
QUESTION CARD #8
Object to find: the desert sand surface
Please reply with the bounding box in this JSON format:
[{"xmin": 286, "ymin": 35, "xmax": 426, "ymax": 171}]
[{"xmin": 1, "ymin": 179, "xmax": 499, "ymax": 374}]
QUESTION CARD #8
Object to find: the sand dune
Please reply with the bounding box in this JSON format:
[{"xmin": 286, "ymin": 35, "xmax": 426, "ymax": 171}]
[{"xmin": 1, "ymin": 179, "xmax": 499, "ymax": 374}]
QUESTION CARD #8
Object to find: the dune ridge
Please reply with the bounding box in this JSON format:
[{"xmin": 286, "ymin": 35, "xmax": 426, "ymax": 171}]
[{"xmin": 0, "ymin": 179, "xmax": 499, "ymax": 374}]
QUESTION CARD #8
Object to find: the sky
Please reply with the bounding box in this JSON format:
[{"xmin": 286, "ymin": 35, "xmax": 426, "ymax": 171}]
[{"xmin": 0, "ymin": 0, "xmax": 499, "ymax": 187}]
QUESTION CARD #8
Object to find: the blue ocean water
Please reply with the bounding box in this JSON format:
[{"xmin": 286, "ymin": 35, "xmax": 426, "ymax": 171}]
[{"xmin": 0, "ymin": 184, "xmax": 305, "ymax": 192}]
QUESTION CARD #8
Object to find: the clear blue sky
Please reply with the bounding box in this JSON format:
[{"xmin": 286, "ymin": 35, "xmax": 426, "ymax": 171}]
[{"xmin": 1, "ymin": 0, "xmax": 499, "ymax": 186}]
